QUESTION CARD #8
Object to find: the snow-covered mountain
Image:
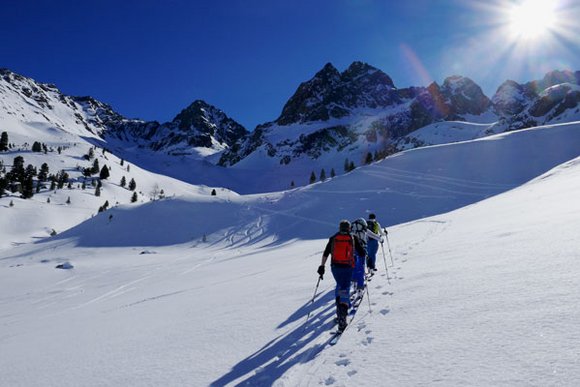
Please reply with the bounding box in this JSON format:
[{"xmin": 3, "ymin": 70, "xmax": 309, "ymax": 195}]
[
  {"xmin": 0, "ymin": 68, "xmax": 248, "ymax": 156},
  {"xmin": 493, "ymin": 70, "xmax": 580, "ymax": 130},
  {"xmin": 218, "ymin": 62, "xmax": 494, "ymax": 168},
  {"xmin": 3, "ymin": 65, "xmax": 580, "ymax": 197},
  {"xmin": 219, "ymin": 63, "xmax": 580, "ymax": 171}
]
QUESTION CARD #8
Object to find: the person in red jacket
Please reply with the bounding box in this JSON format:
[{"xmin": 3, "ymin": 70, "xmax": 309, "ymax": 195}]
[{"xmin": 317, "ymin": 220, "xmax": 366, "ymax": 332}]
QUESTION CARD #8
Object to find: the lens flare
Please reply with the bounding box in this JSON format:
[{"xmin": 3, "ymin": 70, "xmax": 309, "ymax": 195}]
[{"xmin": 508, "ymin": 0, "xmax": 557, "ymax": 40}]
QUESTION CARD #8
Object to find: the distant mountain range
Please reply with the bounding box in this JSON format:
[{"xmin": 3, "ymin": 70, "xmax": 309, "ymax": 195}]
[{"xmin": 2, "ymin": 64, "xmax": 580, "ymax": 175}]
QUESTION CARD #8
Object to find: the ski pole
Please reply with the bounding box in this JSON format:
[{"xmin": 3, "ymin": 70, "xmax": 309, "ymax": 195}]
[
  {"xmin": 303, "ymin": 276, "xmax": 322, "ymax": 328},
  {"xmin": 380, "ymin": 242, "xmax": 391, "ymax": 284},
  {"xmin": 384, "ymin": 229, "xmax": 394, "ymax": 266},
  {"xmin": 365, "ymin": 278, "xmax": 372, "ymax": 313}
]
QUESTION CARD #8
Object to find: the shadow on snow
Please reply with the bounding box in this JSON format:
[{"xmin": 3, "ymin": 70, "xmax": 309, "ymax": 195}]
[{"xmin": 210, "ymin": 290, "xmax": 336, "ymax": 386}]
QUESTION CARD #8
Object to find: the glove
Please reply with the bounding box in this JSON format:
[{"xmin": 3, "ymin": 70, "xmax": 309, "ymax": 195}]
[
  {"xmin": 383, "ymin": 228, "xmax": 388, "ymax": 235},
  {"xmin": 317, "ymin": 265, "xmax": 325, "ymax": 279},
  {"xmin": 380, "ymin": 237, "xmax": 384, "ymax": 244}
]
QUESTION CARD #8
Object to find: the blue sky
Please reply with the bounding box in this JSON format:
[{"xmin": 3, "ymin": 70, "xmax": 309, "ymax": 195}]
[{"xmin": 2, "ymin": 0, "xmax": 579, "ymax": 129}]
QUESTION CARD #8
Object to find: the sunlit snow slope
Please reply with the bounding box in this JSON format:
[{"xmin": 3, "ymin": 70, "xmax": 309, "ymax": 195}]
[{"xmin": 1, "ymin": 121, "xmax": 579, "ymax": 386}]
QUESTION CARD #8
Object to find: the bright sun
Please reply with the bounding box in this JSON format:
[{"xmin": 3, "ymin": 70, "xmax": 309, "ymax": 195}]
[{"xmin": 508, "ymin": 0, "xmax": 557, "ymax": 40}]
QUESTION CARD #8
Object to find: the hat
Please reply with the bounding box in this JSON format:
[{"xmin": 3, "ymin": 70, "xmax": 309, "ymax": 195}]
[
  {"xmin": 339, "ymin": 220, "xmax": 351, "ymax": 232},
  {"xmin": 368, "ymin": 213, "xmax": 376, "ymax": 220}
]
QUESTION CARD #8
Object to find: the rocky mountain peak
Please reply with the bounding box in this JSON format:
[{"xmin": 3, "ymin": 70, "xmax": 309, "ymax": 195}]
[
  {"xmin": 441, "ymin": 75, "xmax": 490, "ymax": 116},
  {"xmin": 276, "ymin": 61, "xmax": 398, "ymax": 125},
  {"xmin": 342, "ymin": 61, "xmax": 395, "ymax": 88},
  {"xmin": 314, "ymin": 62, "xmax": 342, "ymax": 83},
  {"xmin": 492, "ymin": 80, "xmax": 530, "ymax": 116},
  {"xmin": 170, "ymin": 99, "xmax": 248, "ymax": 148}
]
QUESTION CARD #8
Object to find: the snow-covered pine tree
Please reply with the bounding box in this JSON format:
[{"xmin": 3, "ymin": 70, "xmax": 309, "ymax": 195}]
[
  {"xmin": 128, "ymin": 178, "xmax": 136, "ymax": 191},
  {"xmin": 131, "ymin": 191, "xmax": 138, "ymax": 203},
  {"xmin": 309, "ymin": 171, "xmax": 316, "ymax": 184}
]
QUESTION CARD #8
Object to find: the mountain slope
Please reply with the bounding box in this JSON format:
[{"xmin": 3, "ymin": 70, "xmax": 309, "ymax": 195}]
[{"xmin": 1, "ymin": 124, "xmax": 580, "ymax": 386}]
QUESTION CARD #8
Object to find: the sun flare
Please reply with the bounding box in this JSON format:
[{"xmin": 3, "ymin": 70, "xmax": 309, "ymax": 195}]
[{"xmin": 508, "ymin": 0, "xmax": 557, "ymax": 40}]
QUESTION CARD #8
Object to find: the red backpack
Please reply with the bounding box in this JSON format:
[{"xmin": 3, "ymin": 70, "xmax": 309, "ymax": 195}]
[{"xmin": 331, "ymin": 233, "xmax": 354, "ymax": 267}]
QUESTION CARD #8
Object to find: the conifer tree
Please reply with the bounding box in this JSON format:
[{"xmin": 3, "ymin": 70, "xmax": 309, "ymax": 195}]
[
  {"xmin": 120, "ymin": 176, "xmax": 126, "ymax": 188},
  {"xmin": 349, "ymin": 161, "xmax": 355, "ymax": 171},
  {"xmin": 330, "ymin": 168, "xmax": 336, "ymax": 178},
  {"xmin": 0, "ymin": 177, "xmax": 7, "ymax": 197},
  {"xmin": 320, "ymin": 168, "xmax": 326, "ymax": 181},
  {"xmin": 66, "ymin": 196, "xmax": 71, "ymax": 204},
  {"xmin": 0, "ymin": 131, "xmax": 8, "ymax": 152},
  {"xmin": 344, "ymin": 158, "xmax": 350, "ymax": 172},
  {"xmin": 309, "ymin": 171, "xmax": 316, "ymax": 184},
  {"xmin": 128, "ymin": 178, "xmax": 136, "ymax": 191},
  {"xmin": 56, "ymin": 170, "xmax": 69, "ymax": 189},
  {"xmin": 290, "ymin": 180, "xmax": 295, "ymax": 188},
  {"xmin": 131, "ymin": 191, "xmax": 138, "ymax": 203},
  {"xmin": 32, "ymin": 142, "xmax": 42, "ymax": 152},
  {"xmin": 9, "ymin": 200, "xmax": 14, "ymax": 207},
  {"xmin": 99, "ymin": 165, "xmax": 110, "ymax": 180},
  {"xmin": 47, "ymin": 197, "xmax": 51, "ymax": 203},
  {"xmin": 95, "ymin": 185, "xmax": 101, "ymax": 197},
  {"xmin": 38, "ymin": 163, "xmax": 49, "ymax": 182},
  {"xmin": 91, "ymin": 159, "xmax": 100, "ymax": 175},
  {"xmin": 211, "ymin": 189, "xmax": 217, "ymax": 196},
  {"xmin": 22, "ymin": 175, "xmax": 34, "ymax": 199},
  {"xmin": 365, "ymin": 152, "xmax": 373, "ymax": 165}
]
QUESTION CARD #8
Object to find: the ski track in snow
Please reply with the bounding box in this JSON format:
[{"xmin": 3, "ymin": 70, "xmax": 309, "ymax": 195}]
[
  {"xmin": 216, "ymin": 219, "xmax": 450, "ymax": 387},
  {"xmin": 275, "ymin": 219, "xmax": 451, "ymax": 386}
]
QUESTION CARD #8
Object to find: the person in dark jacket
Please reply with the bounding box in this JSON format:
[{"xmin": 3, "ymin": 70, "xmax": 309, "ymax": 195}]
[
  {"xmin": 366, "ymin": 213, "xmax": 386, "ymax": 271},
  {"xmin": 317, "ymin": 220, "xmax": 366, "ymax": 332}
]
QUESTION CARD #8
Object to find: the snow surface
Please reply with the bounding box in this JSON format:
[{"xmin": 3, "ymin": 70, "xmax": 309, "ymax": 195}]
[{"xmin": 2, "ymin": 118, "xmax": 580, "ymax": 386}]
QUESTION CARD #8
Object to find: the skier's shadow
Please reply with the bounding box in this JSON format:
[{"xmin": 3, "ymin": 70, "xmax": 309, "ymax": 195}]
[{"xmin": 210, "ymin": 290, "xmax": 336, "ymax": 386}]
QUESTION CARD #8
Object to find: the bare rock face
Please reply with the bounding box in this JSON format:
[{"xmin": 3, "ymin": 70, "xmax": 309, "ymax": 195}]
[{"xmin": 276, "ymin": 61, "xmax": 398, "ymax": 125}]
